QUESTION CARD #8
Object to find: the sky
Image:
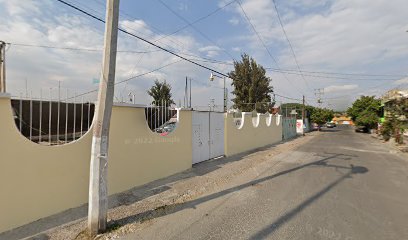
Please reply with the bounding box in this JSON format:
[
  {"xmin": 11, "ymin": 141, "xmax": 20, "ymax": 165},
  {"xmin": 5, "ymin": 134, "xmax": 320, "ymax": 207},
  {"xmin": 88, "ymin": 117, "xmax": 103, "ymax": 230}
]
[{"xmin": 1, "ymin": 0, "xmax": 408, "ymax": 111}]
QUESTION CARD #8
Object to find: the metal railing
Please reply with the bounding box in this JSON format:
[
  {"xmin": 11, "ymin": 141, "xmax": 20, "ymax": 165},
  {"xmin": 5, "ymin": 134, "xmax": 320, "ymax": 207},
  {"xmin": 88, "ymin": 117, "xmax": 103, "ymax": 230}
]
[
  {"xmin": 11, "ymin": 90, "xmax": 95, "ymax": 145},
  {"xmin": 144, "ymin": 101, "xmax": 178, "ymax": 134}
]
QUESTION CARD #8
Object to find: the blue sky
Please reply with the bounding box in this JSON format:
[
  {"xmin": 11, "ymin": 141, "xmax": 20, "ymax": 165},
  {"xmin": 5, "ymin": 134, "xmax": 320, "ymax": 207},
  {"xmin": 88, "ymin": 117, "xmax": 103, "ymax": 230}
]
[{"xmin": 1, "ymin": 0, "xmax": 408, "ymax": 110}]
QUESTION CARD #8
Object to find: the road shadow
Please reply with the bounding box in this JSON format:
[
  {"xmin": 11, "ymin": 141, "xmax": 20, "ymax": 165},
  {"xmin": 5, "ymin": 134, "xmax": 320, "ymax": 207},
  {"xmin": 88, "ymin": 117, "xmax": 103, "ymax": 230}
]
[
  {"xmin": 250, "ymin": 164, "xmax": 368, "ymax": 239},
  {"xmin": 319, "ymin": 128, "xmax": 342, "ymax": 132},
  {"xmin": 108, "ymin": 152, "xmax": 364, "ymax": 233},
  {"xmin": 0, "ymin": 137, "xmax": 303, "ymax": 240}
]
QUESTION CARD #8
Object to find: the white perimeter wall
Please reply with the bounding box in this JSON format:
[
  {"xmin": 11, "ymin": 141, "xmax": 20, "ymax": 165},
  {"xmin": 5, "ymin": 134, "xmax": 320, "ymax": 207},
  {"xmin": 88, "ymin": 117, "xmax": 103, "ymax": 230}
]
[{"xmin": 224, "ymin": 113, "xmax": 282, "ymax": 157}]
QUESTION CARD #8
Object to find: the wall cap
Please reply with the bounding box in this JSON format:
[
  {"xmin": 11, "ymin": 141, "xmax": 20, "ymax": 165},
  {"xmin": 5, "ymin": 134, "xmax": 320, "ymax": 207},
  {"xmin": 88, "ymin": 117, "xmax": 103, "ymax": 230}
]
[
  {"xmin": 0, "ymin": 92, "xmax": 11, "ymax": 99},
  {"xmin": 113, "ymin": 103, "xmax": 147, "ymax": 108}
]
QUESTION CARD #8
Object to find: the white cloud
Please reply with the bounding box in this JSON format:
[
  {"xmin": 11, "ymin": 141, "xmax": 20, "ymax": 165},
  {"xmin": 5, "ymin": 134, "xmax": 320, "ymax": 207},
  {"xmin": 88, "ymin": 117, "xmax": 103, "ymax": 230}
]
[
  {"xmin": 0, "ymin": 0, "xmax": 41, "ymax": 15},
  {"xmin": 393, "ymin": 77, "xmax": 408, "ymax": 85},
  {"xmin": 178, "ymin": 2, "xmax": 188, "ymax": 11},
  {"xmin": 324, "ymin": 84, "xmax": 358, "ymax": 93},
  {"xmin": 199, "ymin": 45, "xmax": 222, "ymax": 57},
  {"xmin": 0, "ymin": 1, "xmax": 236, "ymax": 109},
  {"xmin": 232, "ymin": 47, "xmax": 241, "ymax": 52},
  {"xmin": 223, "ymin": 0, "xmax": 408, "ymax": 109},
  {"xmin": 2, "ymin": 0, "xmax": 408, "ymax": 111},
  {"xmin": 228, "ymin": 17, "xmax": 239, "ymax": 25}
]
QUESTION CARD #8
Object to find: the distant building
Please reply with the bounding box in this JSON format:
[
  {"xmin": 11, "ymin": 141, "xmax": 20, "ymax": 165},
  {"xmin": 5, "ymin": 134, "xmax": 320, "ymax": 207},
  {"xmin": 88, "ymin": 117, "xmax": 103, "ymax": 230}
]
[
  {"xmin": 381, "ymin": 89, "xmax": 408, "ymax": 129},
  {"xmin": 332, "ymin": 116, "xmax": 354, "ymax": 125}
]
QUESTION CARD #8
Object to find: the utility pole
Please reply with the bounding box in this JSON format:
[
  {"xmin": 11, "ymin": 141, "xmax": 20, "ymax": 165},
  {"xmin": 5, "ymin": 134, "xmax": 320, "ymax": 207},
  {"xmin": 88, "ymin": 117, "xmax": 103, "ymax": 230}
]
[
  {"xmin": 209, "ymin": 73, "xmax": 227, "ymax": 112},
  {"xmin": 88, "ymin": 0, "xmax": 119, "ymax": 237},
  {"xmin": 189, "ymin": 77, "xmax": 192, "ymax": 108},
  {"xmin": 302, "ymin": 95, "xmax": 305, "ymax": 121},
  {"xmin": 0, "ymin": 41, "xmax": 6, "ymax": 93},
  {"xmin": 223, "ymin": 76, "xmax": 227, "ymax": 112},
  {"xmin": 302, "ymin": 95, "xmax": 305, "ymax": 136},
  {"xmin": 184, "ymin": 76, "xmax": 187, "ymax": 108},
  {"xmin": 314, "ymin": 88, "xmax": 324, "ymax": 108}
]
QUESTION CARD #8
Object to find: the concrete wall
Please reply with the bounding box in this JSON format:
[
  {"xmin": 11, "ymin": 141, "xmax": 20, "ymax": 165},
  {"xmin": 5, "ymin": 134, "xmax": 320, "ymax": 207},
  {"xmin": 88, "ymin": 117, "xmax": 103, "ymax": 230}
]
[
  {"xmin": 0, "ymin": 94, "xmax": 192, "ymax": 233},
  {"xmin": 224, "ymin": 112, "xmax": 282, "ymax": 157},
  {"xmin": 283, "ymin": 117, "xmax": 297, "ymax": 140}
]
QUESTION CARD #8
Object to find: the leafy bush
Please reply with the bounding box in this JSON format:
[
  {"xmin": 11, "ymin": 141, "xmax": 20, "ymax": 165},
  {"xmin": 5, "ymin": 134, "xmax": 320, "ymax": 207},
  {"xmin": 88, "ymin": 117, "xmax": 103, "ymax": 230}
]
[
  {"xmin": 347, "ymin": 96, "xmax": 381, "ymax": 128},
  {"xmin": 311, "ymin": 108, "xmax": 334, "ymax": 126},
  {"xmin": 355, "ymin": 111, "xmax": 379, "ymax": 129}
]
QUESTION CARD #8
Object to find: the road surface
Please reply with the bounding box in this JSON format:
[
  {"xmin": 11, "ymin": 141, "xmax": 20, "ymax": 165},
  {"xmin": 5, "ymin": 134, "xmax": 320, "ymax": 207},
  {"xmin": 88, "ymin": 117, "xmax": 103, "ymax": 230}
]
[{"xmin": 120, "ymin": 125, "xmax": 408, "ymax": 240}]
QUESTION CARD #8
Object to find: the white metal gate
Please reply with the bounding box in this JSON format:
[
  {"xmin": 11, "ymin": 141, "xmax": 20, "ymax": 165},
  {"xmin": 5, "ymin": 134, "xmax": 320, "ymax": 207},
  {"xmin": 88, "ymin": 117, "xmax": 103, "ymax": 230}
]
[{"xmin": 192, "ymin": 111, "xmax": 225, "ymax": 164}]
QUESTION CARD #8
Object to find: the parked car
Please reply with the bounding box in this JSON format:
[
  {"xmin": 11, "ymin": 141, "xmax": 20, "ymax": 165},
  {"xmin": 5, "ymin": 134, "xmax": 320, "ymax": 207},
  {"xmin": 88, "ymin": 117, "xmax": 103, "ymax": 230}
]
[
  {"xmin": 162, "ymin": 122, "xmax": 176, "ymax": 132},
  {"xmin": 154, "ymin": 122, "xmax": 177, "ymax": 135},
  {"xmin": 312, "ymin": 123, "xmax": 320, "ymax": 131},
  {"xmin": 355, "ymin": 125, "xmax": 368, "ymax": 133},
  {"xmin": 326, "ymin": 122, "xmax": 336, "ymax": 128}
]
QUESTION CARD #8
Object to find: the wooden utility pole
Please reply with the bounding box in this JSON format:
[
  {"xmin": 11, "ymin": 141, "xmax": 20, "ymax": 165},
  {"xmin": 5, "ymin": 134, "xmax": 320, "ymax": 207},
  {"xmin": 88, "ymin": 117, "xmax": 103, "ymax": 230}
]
[
  {"xmin": 88, "ymin": 0, "xmax": 119, "ymax": 237},
  {"xmin": 0, "ymin": 41, "xmax": 6, "ymax": 93},
  {"xmin": 189, "ymin": 77, "xmax": 192, "ymax": 108},
  {"xmin": 302, "ymin": 95, "xmax": 305, "ymax": 121},
  {"xmin": 302, "ymin": 95, "xmax": 305, "ymax": 136}
]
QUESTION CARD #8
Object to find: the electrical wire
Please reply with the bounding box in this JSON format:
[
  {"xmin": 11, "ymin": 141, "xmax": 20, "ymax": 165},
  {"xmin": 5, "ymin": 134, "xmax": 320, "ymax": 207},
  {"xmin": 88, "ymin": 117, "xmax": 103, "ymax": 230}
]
[
  {"xmin": 90, "ymin": 0, "xmax": 236, "ymax": 65},
  {"xmin": 157, "ymin": 0, "xmax": 236, "ymax": 61},
  {"xmin": 268, "ymin": 68, "xmax": 407, "ymax": 78},
  {"xmin": 55, "ymin": 0, "xmax": 229, "ymax": 78},
  {"xmin": 65, "ymin": 59, "xmax": 183, "ymax": 101},
  {"xmin": 9, "ymin": 42, "xmax": 402, "ymax": 81},
  {"xmin": 5, "ymin": 42, "xmax": 160, "ymax": 53},
  {"xmin": 266, "ymin": 68, "xmax": 401, "ymax": 81},
  {"xmin": 153, "ymin": 0, "xmax": 236, "ymax": 43},
  {"xmin": 18, "ymin": 0, "xmax": 306, "ymax": 107},
  {"xmin": 234, "ymin": 0, "xmax": 306, "ymax": 96},
  {"xmin": 271, "ymin": 0, "xmax": 310, "ymax": 90},
  {"xmin": 274, "ymin": 93, "xmax": 303, "ymax": 101}
]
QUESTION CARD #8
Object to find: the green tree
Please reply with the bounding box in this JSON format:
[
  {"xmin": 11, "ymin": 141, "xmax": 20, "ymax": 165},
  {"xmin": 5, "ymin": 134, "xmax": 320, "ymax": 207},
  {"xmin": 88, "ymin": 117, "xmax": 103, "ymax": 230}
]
[
  {"xmin": 280, "ymin": 103, "xmax": 315, "ymax": 119},
  {"xmin": 228, "ymin": 54, "xmax": 273, "ymax": 113},
  {"xmin": 311, "ymin": 108, "xmax": 334, "ymax": 127},
  {"xmin": 355, "ymin": 111, "xmax": 379, "ymax": 129},
  {"xmin": 382, "ymin": 97, "xmax": 408, "ymax": 143},
  {"xmin": 147, "ymin": 80, "xmax": 175, "ymax": 106},
  {"xmin": 346, "ymin": 96, "xmax": 381, "ymax": 125}
]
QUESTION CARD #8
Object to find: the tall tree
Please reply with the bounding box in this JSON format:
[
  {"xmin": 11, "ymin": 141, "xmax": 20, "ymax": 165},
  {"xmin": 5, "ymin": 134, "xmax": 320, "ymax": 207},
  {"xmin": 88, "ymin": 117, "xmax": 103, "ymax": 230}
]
[
  {"xmin": 228, "ymin": 54, "xmax": 273, "ymax": 113},
  {"xmin": 311, "ymin": 108, "xmax": 334, "ymax": 127},
  {"xmin": 147, "ymin": 80, "xmax": 175, "ymax": 106},
  {"xmin": 280, "ymin": 103, "xmax": 315, "ymax": 119},
  {"xmin": 347, "ymin": 96, "xmax": 381, "ymax": 129}
]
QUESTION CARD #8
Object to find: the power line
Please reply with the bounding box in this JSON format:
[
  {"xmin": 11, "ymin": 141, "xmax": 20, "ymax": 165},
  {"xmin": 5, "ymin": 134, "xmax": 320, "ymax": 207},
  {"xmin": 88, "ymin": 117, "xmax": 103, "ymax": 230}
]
[
  {"xmin": 47, "ymin": 0, "xmax": 306, "ymax": 107},
  {"xmin": 5, "ymin": 42, "xmax": 161, "ymax": 53},
  {"xmin": 9, "ymin": 40, "xmax": 406, "ymax": 81},
  {"xmin": 154, "ymin": 0, "xmax": 236, "ymax": 43},
  {"xmin": 78, "ymin": 0, "xmax": 189, "ymax": 53},
  {"xmin": 235, "ymin": 0, "xmax": 278, "ymax": 68},
  {"xmin": 322, "ymin": 81, "xmax": 391, "ymax": 100},
  {"xmin": 271, "ymin": 0, "xmax": 310, "ymax": 90},
  {"xmin": 234, "ymin": 0, "xmax": 306, "ymax": 96},
  {"xmin": 157, "ymin": 0, "xmax": 236, "ymax": 61},
  {"xmin": 274, "ymin": 93, "xmax": 302, "ymax": 101},
  {"xmin": 66, "ymin": 59, "xmax": 183, "ymax": 100},
  {"xmin": 55, "ymin": 0, "xmax": 229, "ymax": 78},
  {"xmin": 91, "ymin": 0, "xmax": 236, "ymax": 64},
  {"xmin": 269, "ymin": 68, "xmax": 407, "ymax": 78},
  {"xmin": 266, "ymin": 68, "xmax": 402, "ymax": 81}
]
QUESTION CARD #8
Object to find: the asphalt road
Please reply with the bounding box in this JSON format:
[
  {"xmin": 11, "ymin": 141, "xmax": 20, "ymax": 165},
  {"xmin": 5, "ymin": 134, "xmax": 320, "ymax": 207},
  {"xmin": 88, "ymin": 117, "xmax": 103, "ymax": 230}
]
[{"xmin": 121, "ymin": 126, "xmax": 408, "ymax": 240}]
